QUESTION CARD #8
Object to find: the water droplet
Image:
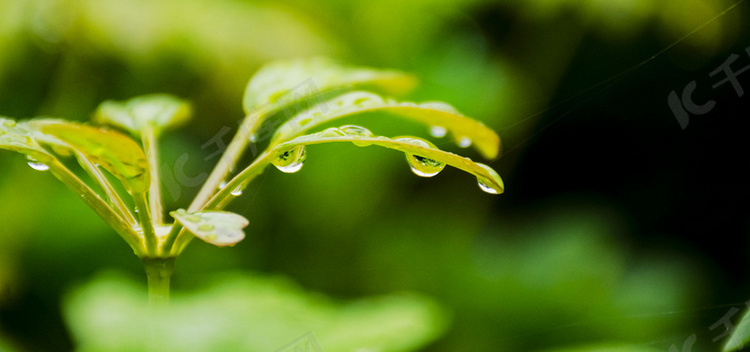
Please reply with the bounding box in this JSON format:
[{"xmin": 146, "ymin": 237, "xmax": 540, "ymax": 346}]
[
  {"xmin": 273, "ymin": 145, "xmax": 306, "ymax": 173},
  {"xmin": 340, "ymin": 125, "xmax": 373, "ymax": 147},
  {"xmin": 406, "ymin": 154, "xmax": 445, "ymax": 177},
  {"xmin": 231, "ymin": 186, "xmax": 243, "ymax": 196},
  {"xmin": 218, "ymin": 181, "xmax": 227, "ymax": 190},
  {"xmin": 477, "ymin": 180, "xmax": 499, "ymax": 194},
  {"xmin": 396, "ymin": 138, "xmax": 445, "ymax": 177},
  {"xmin": 198, "ymin": 224, "xmax": 214, "ymax": 232},
  {"xmin": 132, "ymin": 226, "xmax": 142, "ymax": 233},
  {"xmin": 429, "ymin": 126, "xmax": 447, "ymax": 138},
  {"xmin": 26, "ymin": 159, "xmax": 49, "ymax": 171},
  {"xmin": 249, "ymin": 134, "xmax": 258, "ymax": 143},
  {"xmin": 298, "ymin": 117, "xmax": 312, "ymax": 126},
  {"xmin": 3, "ymin": 120, "xmax": 16, "ymax": 128},
  {"xmin": 457, "ymin": 137, "xmax": 472, "ymax": 148},
  {"xmin": 475, "ymin": 163, "xmax": 504, "ymax": 194},
  {"xmin": 319, "ymin": 127, "xmax": 346, "ymax": 138}
]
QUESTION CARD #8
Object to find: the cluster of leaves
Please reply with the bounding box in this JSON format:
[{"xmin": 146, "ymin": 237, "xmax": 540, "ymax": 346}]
[{"xmin": 0, "ymin": 57, "xmax": 503, "ymax": 260}]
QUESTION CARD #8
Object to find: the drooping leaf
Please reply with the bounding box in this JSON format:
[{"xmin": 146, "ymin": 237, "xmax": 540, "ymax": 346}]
[
  {"xmin": 270, "ymin": 126, "xmax": 504, "ymax": 194},
  {"xmin": 243, "ymin": 57, "xmax": 417, "ymax": 119},
  {"xmin": 270, "ymin": 91, "xmax": 501, "ymax": 159},
  {"xmin": 170, "ymin": 209, "xmax": 248, "ymax": 247},
  {"xmin": 93, "ymin": 94, "xmax": 191, "ymax": 136},
  {"xmin": 724, "ymin": 308, "xmax": 750, "ymax": 351},
  {"xmin": 31, "ymin": 120, "xmax": 150, "ymax": 193},
  {"xmin": 0, "ymin": 117, "xmax": 51, "ymax": 159}
]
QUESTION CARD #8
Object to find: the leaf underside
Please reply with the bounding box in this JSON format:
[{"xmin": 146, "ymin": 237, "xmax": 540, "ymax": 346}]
[
  {"xmin": 242, "ymin": 57, "xmax": 418, "ymax": 134},
  {"xmin": 273, "ymin": 128, "xmax": 504, "ymax": 194},
  {"xmin": 271, "ymin": 91, "xmax": 501, "ymax": 159}
]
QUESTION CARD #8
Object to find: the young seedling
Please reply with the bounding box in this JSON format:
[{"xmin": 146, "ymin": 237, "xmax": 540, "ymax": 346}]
[{"xmin": 0, "ymin": 57, "xmax": 504, "ymax": 305}]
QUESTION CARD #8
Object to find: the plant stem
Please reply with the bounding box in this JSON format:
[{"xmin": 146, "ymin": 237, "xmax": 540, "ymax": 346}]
[
  {"xmin": 189, "ymin": 113, "xmax": 263, "ymax": 211},
  {"xmin": 134, "ymin": 193, "xmax": 158, "ymax": 256},
  {"xmin": 46, "ymin": 157, "xmax": 144, "ymax": 255},
  {"xmin": 170, "ymin": 150, "xmax": 275, "ymax": 253},
  {"xmin": 74, "ymin": 151, "xmax": 138, "ymax": 226},
  {"xmin": 141, "ymin": 125, "xmax": 164, "ymax": 225},
  {"xmin": 141, "ymin": 257, "xmax": 175, "ymax": 306}
]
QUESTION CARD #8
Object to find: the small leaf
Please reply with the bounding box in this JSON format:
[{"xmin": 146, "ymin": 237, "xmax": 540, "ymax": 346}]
[
  {"xmin": 170, "ymin": 209, "xmax": 248, "ymax": 247},
  {"xmin": 93, "ymin": 94, "xmax": 191, "ymax": 136},
  {"xmin": 271, "ymin": 91, "xmax": 501, "ymax": 159},
  {"xmin": 724, "ymin": 308, "xmax": 750, "ymax": 351},
  {"xmin": 272, "ymin": 127, "xmax": 504, "ymax": 194},
  {"xmin": 242, "ymin": 57, "xmax": 417, "ymax": 131},
  {"xmin": 32, "ymin": 120, "xmax": 150, "ymax": 193}
]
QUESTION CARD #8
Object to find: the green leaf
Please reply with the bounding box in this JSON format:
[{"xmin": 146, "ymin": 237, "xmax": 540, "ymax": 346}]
[
  {"xmin": 243, "ymin": 57, "xmax": 417, "ymax": 116},
  {"xmin": 270, "ymin": 91, "xmax": 501, "ymax": 159},
  {"xmin": 0, "ymin": 117, "xmax": 51, "ymax": 159},
  {"xmin": 93, "ymin": 94, "xmax": 191, "ymax": 136},
  {"xmin": 170, "ymin": 209, "xmax": 248, "ymax": 247},
  {"xmin": 724, "ymin": 308, "xmax": 750, "ymax": 351},
  {"xmin": 64, "ymin": 272, "xmax": 447, "ymax": 352},
  {"xmin": 271, "ymin": 126, "xmax": 504, "ymax": 194},
  {"xmin": 31, "ymin": 120, "xmax": 150, "ymax": 193}
]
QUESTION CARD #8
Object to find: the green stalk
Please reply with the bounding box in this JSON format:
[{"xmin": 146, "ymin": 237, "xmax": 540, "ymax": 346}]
[
  {"xmin": 161, "ymin": 223, "xmax": 184, "ymax": 256},
  {"xmin": 46, "ymin": 157, "xmax": 144, "ymax": 255},
  {"xmin": 74, "ymin": 151, "xmax": 138, "ymax": 226},
  {"xmin": 189, "ymin": 113, "xmax": 262, "ymax": 211},
  {"xmin": 204, "ymin": 150, "xmax": 275, "ymax": 210},
  {"xmin": 170, "ymin": 150, "xmax": 275, "ymax": 254},
  {"xmin": 134, "ymin": 193, "xmax": 158, "ymax": 256},
  {"xmin": 141, "ymin": 125, "xmax": 164, "ymax": 225},
  {"xmin": 141, "ymin": 257, "xmax": 175, "ymax": 306}
]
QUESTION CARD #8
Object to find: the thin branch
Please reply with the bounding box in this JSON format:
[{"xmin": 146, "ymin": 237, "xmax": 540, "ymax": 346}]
[
  {"xmin": 141, "ymin": 125, "xmax": 164, "ymax": 225},
  {"xmin": 47, "ymin": 157, "xmax": 144, "ymax": 255},
  {"xmin": 133, "ymin": 192, "xmax": 158, "ymax": 256},
  {"xmin": 189, "ymin": 113, "xmax": 263, "ymax": 211},
  {"xmin": 74, "ymin": 151, "xmax": 137, "ymax": 226}
]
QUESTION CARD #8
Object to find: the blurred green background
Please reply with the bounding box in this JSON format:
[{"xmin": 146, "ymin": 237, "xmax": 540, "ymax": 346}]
[{"xmin": 2, "ymin": 0, "xmax": 750, "ymax": 351}]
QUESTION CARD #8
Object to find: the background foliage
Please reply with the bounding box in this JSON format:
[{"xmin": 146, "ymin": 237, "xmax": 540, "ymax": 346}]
[{"xmin": 1, "ymin": 0, "xmax": 750, "ymax": 351}]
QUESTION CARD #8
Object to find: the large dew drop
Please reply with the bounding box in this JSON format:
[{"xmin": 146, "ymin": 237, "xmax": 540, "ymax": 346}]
[
  {"xmin": 273, "ymin": 145, "xmax": 306, "ymax": 173},
  {"xmin": 475, "ymin": 163, "xmax": 504, "ymax": 194},
  {"xmin": 408, "ymin": 155, "xmax": 445, "ymax": 177},
  {"xmin": 397, "ymin": 138, "xmax": 445, "ymax": 178}
]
